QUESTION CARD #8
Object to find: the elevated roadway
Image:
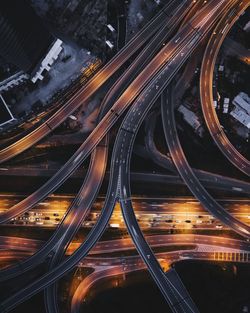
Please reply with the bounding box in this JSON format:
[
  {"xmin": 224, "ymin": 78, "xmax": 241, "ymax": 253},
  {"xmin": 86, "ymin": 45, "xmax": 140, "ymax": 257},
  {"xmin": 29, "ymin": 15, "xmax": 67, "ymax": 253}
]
[
  {"xmin": 161, "ymin": 83, "xmax": 250, "ymax": 238},
  {"xmin": 0, "ymin": 0, "xmax": 178, "ymax": 164},
  {"xmin": 0, "ymin": 1, "xmax": 244, "ymax": 312},
  {"xmin": 42, "ymin": 3, "xmax": 197, "ymax": 312},
  {"xmin": 71, "ymin": 243, "xmax": 250, "ymax": 313},
  {"xmin": 144, "ymin": 112, "xmax": 250, "ymax": 194},
  {"xmin": 0, "ymin": 0, "xmax": 192, "ymax": 225},
  {"xmin": 118, "ymin": 1, "xmax": 238, "ymax": 311},
  {"xmin": 118, "ymin": 1, "xmax": 245, "ymax": 311},
  {"xmin": 1, "ymin": 234, "xmax": 250, "ymax": 256},
  {"xmin": 200, "ymin": 0, "xmax": 250, "ymax": 176}
]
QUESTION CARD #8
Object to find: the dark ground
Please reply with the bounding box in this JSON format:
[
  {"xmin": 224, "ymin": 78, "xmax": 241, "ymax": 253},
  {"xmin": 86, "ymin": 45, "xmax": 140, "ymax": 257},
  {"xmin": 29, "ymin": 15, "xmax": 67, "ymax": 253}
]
[{"xmin": 81, "ymin": 261, "xmax": 250, "ymax": 313}]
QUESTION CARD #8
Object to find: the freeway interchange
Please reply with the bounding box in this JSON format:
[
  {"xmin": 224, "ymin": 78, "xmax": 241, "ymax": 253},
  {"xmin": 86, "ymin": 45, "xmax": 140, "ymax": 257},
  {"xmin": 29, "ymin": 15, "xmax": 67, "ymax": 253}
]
[{"xmin": 0, "ymin": 0, "xmax": 250, "ymax": 312}]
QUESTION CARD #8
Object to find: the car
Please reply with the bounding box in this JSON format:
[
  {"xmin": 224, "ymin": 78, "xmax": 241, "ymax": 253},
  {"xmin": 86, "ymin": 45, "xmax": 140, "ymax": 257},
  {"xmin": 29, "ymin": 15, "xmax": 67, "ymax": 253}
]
[
  {"xmin": 185, "ymin": 220, "xmax": 191, "ymax": 223},
  {"xmin": 53, "ymin": 213, "xmax": 59, "ymax": 216},
  {"xmin": 36, "ymin": 221, "xmax": 44, "ymax": 225},
  {"xmin": 216, "ymin": 224, "xmax": 223, "ymax": 229},
  {"xmin": 165, "ymin": 219, "xmax": 173, "ymax": 223}
]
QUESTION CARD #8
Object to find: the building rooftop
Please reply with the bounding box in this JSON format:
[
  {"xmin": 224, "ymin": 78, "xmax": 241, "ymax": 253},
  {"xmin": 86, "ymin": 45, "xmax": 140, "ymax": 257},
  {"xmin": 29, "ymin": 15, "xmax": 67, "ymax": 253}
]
[
  {"xmin": 233, "ymin": 92, "xmax": 250, "ymax": 114},
  {"xmin": 230, "ymin": 106, "xmax": 250, "ymax": 129}
]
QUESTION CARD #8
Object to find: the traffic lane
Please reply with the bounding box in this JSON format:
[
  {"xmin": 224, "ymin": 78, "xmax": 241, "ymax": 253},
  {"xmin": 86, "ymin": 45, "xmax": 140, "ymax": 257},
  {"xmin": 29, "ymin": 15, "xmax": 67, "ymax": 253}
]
[
  {"xmin": 0, "ymin": 0, "xmax": 175, "ymax": 163},
  {"xmin": 44, "ymin": 137, "xmax": 108, "ymax": 313},
  {"xmin": 0, "ymin": 130, "xmax": 108, "ymax": 284},
  {"xmin": 116, "ymin": 1, "xmax": 236, "ymax": 310},
  {"xmin": 0, "ymin": 234, "xmax": 249, "ymax": 256},
  {"xmin": 161, "ymin": 86, "xmax": 250, "ymax": 237},
  {"xmin": 0, "ymin": 1, "xmax": 235, "ymax": 307},
  {"xmin": 200, "ymin": 0, "xmax": 250, "ymax": 175},
  {"xmin": 145, "ymin": 100, "xmax": 250, "ymax": 193},
  {"xmin": 0, "ymin": 1, "xmax": 196, "ymax": 224},
  {"xmin": 71, "ymin": 247, "xmax": 250, "ymax": 313}
]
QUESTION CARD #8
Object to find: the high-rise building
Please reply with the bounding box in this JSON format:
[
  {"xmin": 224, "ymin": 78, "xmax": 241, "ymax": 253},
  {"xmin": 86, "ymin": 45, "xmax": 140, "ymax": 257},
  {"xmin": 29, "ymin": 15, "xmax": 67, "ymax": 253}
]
[{"xmin": 0, "ymin": 0, "xmax": 62, "ymax": 83}]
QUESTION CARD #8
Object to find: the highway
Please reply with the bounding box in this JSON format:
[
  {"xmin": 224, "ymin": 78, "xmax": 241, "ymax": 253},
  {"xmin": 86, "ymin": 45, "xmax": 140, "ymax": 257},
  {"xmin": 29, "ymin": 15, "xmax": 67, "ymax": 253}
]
[
  {"xmin": 0, "ymin": 7, "xmax": 206, "ymax": 309},
  {"xmin": 114, "ymin": 2, "xmax": 237, "ymax": 312},
  {"xmin": 0, "ymin": 77, "xmax": 110, "ymax": 283},
  {"xmin": 71, "ymin": 246, "xmax": 250, "ymax": 313},
  {"xmin": 94, "ymin": 0, "xmax": 191, "ymax": 125},
  {"xmin": 1, "ymin": 234, "xmax": 249, "ymax": 260},
  {"xmin": 43, "ymin": 2, "xmax": 197, "ymax": 312},
  {"xmin": 0, "ymin": 136, "xmax": 107, "ymax": 283},
  {"xmin": 0, "ymin": 1, "xmax": 176, "ymax": 164},
  {"xmin": 1, "ymin": 231, "xmax": 249, "ymax": 312},
  {"xmin": 1, "ymin": 232, "xmax": 250, "ymax": 258},
  {"xmin": 2, "ymin": 233, "xmax": 249, "ymax": 312},
  {"xmin": 43, "ymin": 135, "xmax": 108, "ymax": 313},
  {"xmin": 0, "ymin": 5, "xmax": 194, "ymax": 294},
  {"xmin": 1, "ymin": 235, "xmax": 246, "ymax": 312},
  {"xmin": 2, "ymin": 195, "xmax": 250, "ymax": 230},
  {"xmin": 161, "ymin": 82, "xmax": 250, "ymax": 238},
  {"xmin": 0, "ymin": 236, "xmax": 42, "ymax": 256},
  {"xmin": 117, "ymin": 1, "xmax": 238, "ymax": 312},
  {"xmin": 43, "ymin": 4, "xmax": 203, "ymax": 303},
  {"xmin": 0, "ymin": 1, "xmax": 249, "ymax": 312},
  {"xmin": 89, "ymin": 234, "xmax": 250, "ymax": 254},
  {"xmin": 0, "ymin": 250, "xmax": 213, "ymax": 267},
  {"xmin": 0, "ymin": 1, "xmax": 234, "ymax": 311},
  {"xmin": 200, "ymin": 0, "xmax": 250, "ymax": 176},
  {"xmin": 144, "ymin": 112, "xmax": 250, "ymax": 194},
  {"xmin": 0, "ymin": 0, "xmax": 193, "ymax": 225},
  {"xmin": 0, "ymin": 0, "xmax": 203, "ymax": 290}
]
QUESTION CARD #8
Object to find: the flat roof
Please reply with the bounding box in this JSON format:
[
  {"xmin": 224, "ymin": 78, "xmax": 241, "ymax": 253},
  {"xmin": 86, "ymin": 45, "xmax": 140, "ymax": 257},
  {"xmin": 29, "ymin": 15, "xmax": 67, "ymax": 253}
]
[{"xmin": 0, "ymin": 94, "xmax": 15, "ymax": 127}]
